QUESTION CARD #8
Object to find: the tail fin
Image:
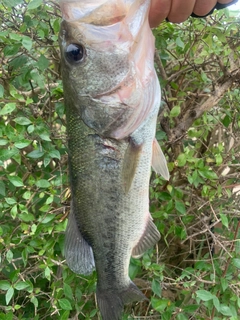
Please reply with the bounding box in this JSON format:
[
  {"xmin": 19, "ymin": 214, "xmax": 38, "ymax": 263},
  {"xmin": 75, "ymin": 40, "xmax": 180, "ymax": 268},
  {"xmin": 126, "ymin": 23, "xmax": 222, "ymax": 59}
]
[{"xmin": 96, "ymin": 282, "xmax": 147, "ymax": 320}]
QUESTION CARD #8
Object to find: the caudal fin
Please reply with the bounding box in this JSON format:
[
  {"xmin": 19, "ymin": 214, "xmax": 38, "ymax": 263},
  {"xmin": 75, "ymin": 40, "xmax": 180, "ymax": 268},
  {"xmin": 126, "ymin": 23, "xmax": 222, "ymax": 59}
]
[{"xmin": 97, "ymin": 282, "xmax": 147, "ymax": 320}]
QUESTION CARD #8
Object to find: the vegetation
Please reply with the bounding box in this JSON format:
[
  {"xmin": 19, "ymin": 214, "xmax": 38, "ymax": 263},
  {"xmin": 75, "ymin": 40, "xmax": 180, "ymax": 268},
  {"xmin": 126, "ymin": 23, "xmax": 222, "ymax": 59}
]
[{"xmin": 0, "ymin": 1, "xmax": 239, "ymax": 319}]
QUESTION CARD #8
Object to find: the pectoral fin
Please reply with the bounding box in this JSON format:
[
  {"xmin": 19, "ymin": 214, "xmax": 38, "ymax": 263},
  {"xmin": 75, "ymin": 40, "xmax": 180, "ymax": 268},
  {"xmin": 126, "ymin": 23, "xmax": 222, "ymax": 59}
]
[
  {"xmin": 132, "ymin": 215, "xmax": 160, "ymax": 258},
  {"xmin": 122, "ymin": 140, "xmax": 142, "ymax": 193},
  {"xmin": 152, "ymin": 138, "xmax": 169, "ymax": 180},
  {"xmin": 64, "ymin": 204, "xmax": 95, "ymax": 275}
]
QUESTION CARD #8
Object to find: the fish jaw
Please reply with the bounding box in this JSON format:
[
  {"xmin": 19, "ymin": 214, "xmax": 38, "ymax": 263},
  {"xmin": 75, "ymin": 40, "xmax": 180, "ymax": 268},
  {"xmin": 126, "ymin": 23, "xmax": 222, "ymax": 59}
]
[{"xmin": 59, "ymin": 0, "xmax": 159, "ymax": 140}]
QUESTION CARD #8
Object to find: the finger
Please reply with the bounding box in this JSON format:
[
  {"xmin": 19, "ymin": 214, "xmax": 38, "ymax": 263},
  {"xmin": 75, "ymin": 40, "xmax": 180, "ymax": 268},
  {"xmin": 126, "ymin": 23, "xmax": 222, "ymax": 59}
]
[
  {"xmin": 167, "ymin": 0, "xmax": 196, "ymax": 23},
  {"xmin": 193, "ymin": 0, "xmax": 217, "ymax": 16},
  {"xmin": 218, "ymin": 0, "xmax": 236, "ymax": 3},
  {"xmin": 149, "ymin": 0, "xmax": 171, "ymax": 28}
]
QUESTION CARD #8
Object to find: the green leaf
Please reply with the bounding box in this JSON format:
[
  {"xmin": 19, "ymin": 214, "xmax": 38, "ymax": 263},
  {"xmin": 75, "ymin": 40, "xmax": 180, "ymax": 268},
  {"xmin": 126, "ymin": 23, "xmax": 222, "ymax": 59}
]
[
  {"xmin": 22, "ymin": 37, "xmax": 32, "ymax": 51},
  {"xmin": 7, "ymin": 175, "xmax": 24, "ymax": 187},
  {"xmin": 3, "ymin": 44, "xmax": 21, "ymax": 56},
  {"xmin": 27, "ymin": 125, "xmax": 35, "ymax": 134},
  {"xmin": 213, "ymin": 297, "xmax": 220, "ymax": 311},
  {"xmin": 0, "ymin": 147, "xmax": 19, "ymax": 161},
  {"xmin": 151, "ymin": 298, "xmax": 169, "ymax": 312},
  {"xmin": 49, "ymin": 149, "xmax": 61, "ymax": 159},
  {"xmin": 152, "ymin": 279, "xmax": 161, "ymax": 298},
  {"xmin": 36, "ymin": 179, "xmax": 51, "ymax": 188},
  {"xmin": 44, "ymin": 267, "xmax": 51, "ymax": 281},
  {"xmin": 3, "ymin": 0, "xmax": 22, "ymax": 6},
  {"xmin": 220, "ymin": 213, "xmax": 229, "ymax": 228},
  {"xmin": 30, "ymin": 296, "xmax": 38, "ymax": 308},
  {"xmin": 58, "ymin": 298, "xmax": 72, "ymax": 311},
  {"xmin": 0, "ymin": 138, "xmax": 8, "ymax": 146},
  {"xmin": 44, "ymin": 155, "xmax": 51, "ymax": 167},
  {"xmin": 232, "ymin": 258, "xmax": 240, "ymax": 269},
  {"xmin": 90, "ymin": 309, "xmax": 98, "ymax": 317},
  {"xmin": 14, "ymin": 140, "xmax": 31, "ymax": 149},
  {"xmin": 176, "ymin": 37, "xmax": 184, "ymax": 48},
  {"xmin": 170, "ymin": 106, "xmax": 181, "ymax": 117},
  {"xmin": 6, "ymin": 287, "xmax": 14, "ymax": 305},
  {"xmin": 60, "ymin": 311, "xmax": 70, "ymax": 320},
  {"xmin": 14, "ymin": 117, "xmax": 32, "ymax": 125},
  {"xmin": 37, "ymin": 54, "xmax": 49, "ymax": 71},
  {"xmin": 14, "ymin": 281, "xmax": 31, "ymax": 291},
  {"xmin": 196, "ymin": 290, "xmax": 214, "ymax": 301},
  {"xmin": 27, "ymin": 0, "xmax": 43, "ymax": 10},
  {"xmin": 198, "ymin": 169, "xmax": 218, "ymax": 180},
  {"xmin": 0, "ymin": 103, "xmax": 16, "ymax": 115},
  {"xmin": 219, "ymin": 305, "xmax": 233, "ymax": 317},
  {"xmin": 9, "ymin": 33, "xmax": 22, "ymax": 41},
  {"xmin": 0, "ymin": 84, "xmax": 4, "ymax": 98},
  {"xmin": 158, "ymin": 192, "xmax": 171, "ymax": 201},
  {"xmin": 19, "ymin": 212, "xmax": 35, "ymax": 222},
  {"xmin": 220, "ymin": 278, "xmax": 228, "ymax": 292},
  {"xmin": 5, "ymin": 197, "xmax": 17, "ymax": 205},
  {"xmin": 63, "ymin": 283, "xmax": 73, "ymax": 301},
  {"xmin": 183, "ymin": 305, "xmax": 199, "ymax": 313},
  {"xmin": 176, "ymin": 314, "xmax": 188, "ymax": 320},
  {"xmin": 0, "ymin": 181, "xmax": 6, "ymax": 196},
  {"xmin": 11, "ymin": 205, "xmax": 18, "ymax": 219},
  {"xmin": 39, "ymin": 133, "xmax": 51, "ymax": 141},
  {"xmin": 6, "ymin": 250, "xmax": 13, "ymax": 263},
  {"xmin": 221, "ymin": 115, "xmax": 231, "ymax": 127},
  {"xmin": 215, "ymin": 154, "xmax": 222, "ymax": 165},
  {"xmin": 40, "ymin": 214, "xmax": 55, "ymax": 224},
  {"xmin": 0, "ymin": 280, "xmax": 11, "ymax": 291},
  {"xmin": 177, "ymin": 153, "xmax": 187, "ymax": 167},
  {"xmin": 27, "ymin": 150, "xmax": 44, "ymax": 159},
  {"xmin": 175, "ymin": 201, "xmax": 186, "ymax": 215}
]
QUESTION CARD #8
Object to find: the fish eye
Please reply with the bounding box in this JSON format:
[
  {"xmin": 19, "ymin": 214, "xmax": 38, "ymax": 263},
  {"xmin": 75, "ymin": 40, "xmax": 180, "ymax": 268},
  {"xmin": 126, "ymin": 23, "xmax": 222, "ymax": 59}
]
[{"xmin": 65, "ymin": 43, "xmax": 85, "ymax": 63}]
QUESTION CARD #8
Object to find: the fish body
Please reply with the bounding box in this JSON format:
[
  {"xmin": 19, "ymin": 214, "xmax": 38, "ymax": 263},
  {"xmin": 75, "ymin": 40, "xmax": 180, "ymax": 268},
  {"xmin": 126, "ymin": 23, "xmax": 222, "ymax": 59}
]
[{"xmin": 59, "ymin": 1, "xmax": 169, "ymax": 319}]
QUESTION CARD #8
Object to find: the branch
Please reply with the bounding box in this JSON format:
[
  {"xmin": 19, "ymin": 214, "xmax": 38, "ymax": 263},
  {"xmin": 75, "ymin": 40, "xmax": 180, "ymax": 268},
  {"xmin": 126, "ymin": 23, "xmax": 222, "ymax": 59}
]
[{"xmin": 169, "ymin": 70, "xmax": 239, "ymax": 143}]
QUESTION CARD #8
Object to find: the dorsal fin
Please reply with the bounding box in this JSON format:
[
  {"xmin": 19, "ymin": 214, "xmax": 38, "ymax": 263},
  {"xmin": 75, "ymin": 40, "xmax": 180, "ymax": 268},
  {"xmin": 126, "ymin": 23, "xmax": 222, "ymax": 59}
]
[{"xmin": 152, "ymin": 138, "xmax": 169, "ymax": 180}]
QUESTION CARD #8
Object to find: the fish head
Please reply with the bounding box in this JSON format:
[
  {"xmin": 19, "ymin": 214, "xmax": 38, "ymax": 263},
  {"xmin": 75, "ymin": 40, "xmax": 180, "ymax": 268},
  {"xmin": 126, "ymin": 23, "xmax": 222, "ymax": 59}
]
[{"xmin": 59, "ymin": 0, "xmax": 159, "ymax": 139}]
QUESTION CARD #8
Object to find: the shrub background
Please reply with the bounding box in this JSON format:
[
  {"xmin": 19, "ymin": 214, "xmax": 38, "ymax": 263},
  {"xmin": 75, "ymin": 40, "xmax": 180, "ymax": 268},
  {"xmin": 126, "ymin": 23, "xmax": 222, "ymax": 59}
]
[{"xmin": 0, "ymin": 1, "xmax": 239, "ymax": 319}]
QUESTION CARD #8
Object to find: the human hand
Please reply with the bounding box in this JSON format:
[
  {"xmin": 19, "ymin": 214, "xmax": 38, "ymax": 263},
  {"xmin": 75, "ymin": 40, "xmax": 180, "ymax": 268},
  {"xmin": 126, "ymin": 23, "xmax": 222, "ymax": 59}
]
[{"xmin": 149, "ymin": 0, "xmax": 235, "ymax": 27}]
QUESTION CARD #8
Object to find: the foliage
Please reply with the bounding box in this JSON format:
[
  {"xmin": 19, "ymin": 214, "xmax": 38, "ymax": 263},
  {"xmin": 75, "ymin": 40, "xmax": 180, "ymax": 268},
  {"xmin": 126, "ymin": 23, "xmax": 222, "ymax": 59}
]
[{"xmin": 0, "ymin": 1, "xmax": 239, "ymax": 319}]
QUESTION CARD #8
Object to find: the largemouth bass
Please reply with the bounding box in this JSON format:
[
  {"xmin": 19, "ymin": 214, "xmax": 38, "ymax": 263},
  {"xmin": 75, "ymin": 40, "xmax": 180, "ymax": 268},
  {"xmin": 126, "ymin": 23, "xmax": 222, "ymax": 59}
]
[{"xmin": 59, "ymin": 0, "xmax": 169, "ymax": 319}]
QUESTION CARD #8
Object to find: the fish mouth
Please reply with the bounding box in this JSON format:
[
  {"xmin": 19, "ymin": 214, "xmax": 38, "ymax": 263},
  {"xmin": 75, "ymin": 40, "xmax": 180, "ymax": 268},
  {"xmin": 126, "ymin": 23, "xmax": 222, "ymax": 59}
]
[
  {"xmin": 92, "ymin": 72, "xmax": 134, "ymax": 104},
  {"xmin": 93, "ymin": 86, "xmax": 121, "ymax": 100}
]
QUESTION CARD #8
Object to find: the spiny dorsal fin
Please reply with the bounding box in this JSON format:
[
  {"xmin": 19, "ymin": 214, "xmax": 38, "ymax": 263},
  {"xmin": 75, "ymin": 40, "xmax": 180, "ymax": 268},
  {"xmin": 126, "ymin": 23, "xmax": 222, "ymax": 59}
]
[
  {"xmin": 122, "ymin": 140, "xmax": 143, "ymax": 193},
  {"xmin": 132, "ymin": 215, "xmax": 160, "ymax": 258},
  {"xmin": 152, "ymin": 138, "xmax": 169, "ymax": 180}
]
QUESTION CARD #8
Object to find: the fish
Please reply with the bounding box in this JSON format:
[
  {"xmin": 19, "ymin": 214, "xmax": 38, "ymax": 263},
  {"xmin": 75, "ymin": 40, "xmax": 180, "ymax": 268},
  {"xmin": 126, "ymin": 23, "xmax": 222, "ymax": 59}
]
[{"xmin": 58, "ymin": 0, "xmax": 169, "ymax": 319}]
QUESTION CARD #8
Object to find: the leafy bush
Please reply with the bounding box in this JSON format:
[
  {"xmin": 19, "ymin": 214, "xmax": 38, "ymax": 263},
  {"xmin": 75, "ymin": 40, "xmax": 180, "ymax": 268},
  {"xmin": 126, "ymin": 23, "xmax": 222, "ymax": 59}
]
[{"xmin": 0, "ymin": 1, "xmax": 239, "ymax": 319}]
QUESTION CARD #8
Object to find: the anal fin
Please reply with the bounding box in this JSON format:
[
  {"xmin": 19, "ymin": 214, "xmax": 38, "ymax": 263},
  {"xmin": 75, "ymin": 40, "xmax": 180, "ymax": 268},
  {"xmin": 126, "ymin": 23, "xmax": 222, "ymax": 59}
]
[
  {"xmin": 64, "ymin": 204, "xmax": 95, "ymax": 275},
  {"xmin": 132, "ymin": 216, "xmax": 160, "ymax": 258},
  {"xmin": 152, "ymin": 137, "xmax": 169, "ymax": 180}
]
